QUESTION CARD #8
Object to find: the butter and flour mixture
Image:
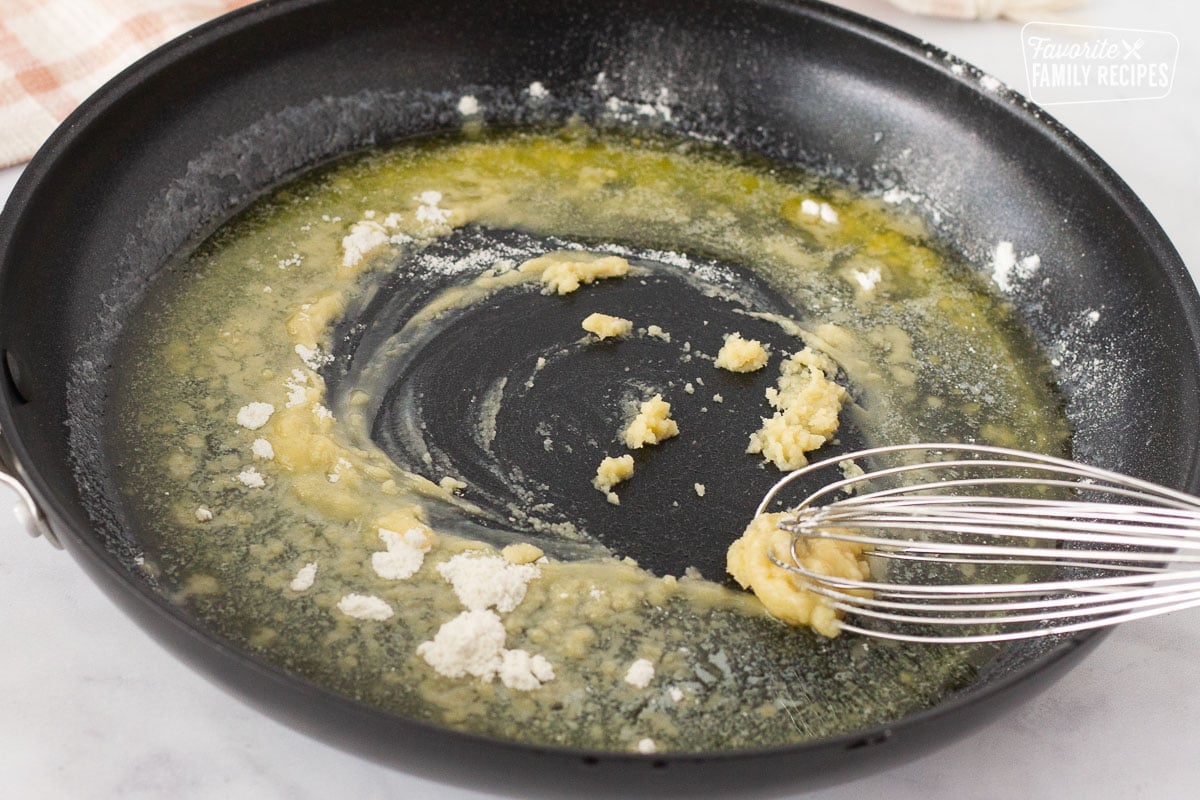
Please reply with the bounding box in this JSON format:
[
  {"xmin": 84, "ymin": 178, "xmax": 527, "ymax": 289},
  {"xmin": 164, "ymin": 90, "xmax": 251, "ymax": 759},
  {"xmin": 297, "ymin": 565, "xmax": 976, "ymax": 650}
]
[{"xmin": 109, "ymin": 125, "xmax": 1069, "ymax": 753}]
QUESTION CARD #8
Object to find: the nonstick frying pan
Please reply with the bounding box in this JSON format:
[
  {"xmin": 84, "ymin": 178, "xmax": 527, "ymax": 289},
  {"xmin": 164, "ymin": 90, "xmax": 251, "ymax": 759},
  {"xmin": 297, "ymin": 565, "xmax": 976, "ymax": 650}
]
[{"xmin": 2, "ymin": 0, "xmax": 1199, "ymax": 796}]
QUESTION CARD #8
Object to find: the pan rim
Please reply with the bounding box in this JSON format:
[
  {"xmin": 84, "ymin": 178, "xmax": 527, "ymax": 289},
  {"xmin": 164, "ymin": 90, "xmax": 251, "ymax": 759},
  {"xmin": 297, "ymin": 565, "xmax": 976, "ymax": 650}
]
[{"xmin": 1, "ymin": 0, "xmax": 1198, "ymax": 774}]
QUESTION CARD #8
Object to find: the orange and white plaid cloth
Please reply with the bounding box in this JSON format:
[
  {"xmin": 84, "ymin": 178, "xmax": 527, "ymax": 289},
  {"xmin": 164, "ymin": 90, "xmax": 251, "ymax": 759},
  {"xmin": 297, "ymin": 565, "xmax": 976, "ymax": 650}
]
[{"xmin": 0, "ymin": 0, "xmax": 256, "ymax": 168}]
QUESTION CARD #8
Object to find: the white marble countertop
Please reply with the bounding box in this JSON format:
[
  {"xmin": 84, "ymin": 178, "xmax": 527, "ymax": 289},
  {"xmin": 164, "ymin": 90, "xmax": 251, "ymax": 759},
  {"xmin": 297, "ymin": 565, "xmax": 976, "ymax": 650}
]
[{"xmin": 2, "ymin": 1, "xmax": 1198, "ymax": 797}]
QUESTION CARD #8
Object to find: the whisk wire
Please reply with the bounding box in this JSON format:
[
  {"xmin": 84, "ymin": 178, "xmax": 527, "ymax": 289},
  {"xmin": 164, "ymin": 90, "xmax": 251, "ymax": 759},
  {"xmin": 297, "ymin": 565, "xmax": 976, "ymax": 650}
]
[{"xmin": 764, "ymin": 443, "xmax": 1200, "ymax": 644}]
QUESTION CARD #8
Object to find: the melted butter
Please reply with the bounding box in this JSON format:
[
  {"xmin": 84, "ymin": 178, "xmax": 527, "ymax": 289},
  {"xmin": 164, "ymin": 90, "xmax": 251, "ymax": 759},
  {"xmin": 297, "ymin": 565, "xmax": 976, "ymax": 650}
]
[{"xmin": 110, "ymin": 127, "xmax": 1069, "ymax": 753}]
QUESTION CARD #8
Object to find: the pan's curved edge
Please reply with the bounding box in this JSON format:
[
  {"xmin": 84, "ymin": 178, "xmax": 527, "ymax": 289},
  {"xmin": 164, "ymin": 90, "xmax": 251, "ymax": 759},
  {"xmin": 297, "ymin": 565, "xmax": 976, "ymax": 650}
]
[{"xmin": 0, "ymin": 0, "xmax": 1197, "ymax": 794}]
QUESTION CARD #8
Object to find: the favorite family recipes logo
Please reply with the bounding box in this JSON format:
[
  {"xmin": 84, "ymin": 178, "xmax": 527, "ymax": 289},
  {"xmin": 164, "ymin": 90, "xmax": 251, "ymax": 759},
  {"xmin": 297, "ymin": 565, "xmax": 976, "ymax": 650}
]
[{"xmin": 1021, "ymin": 23, "xmax": 1179, "ymax": 105}]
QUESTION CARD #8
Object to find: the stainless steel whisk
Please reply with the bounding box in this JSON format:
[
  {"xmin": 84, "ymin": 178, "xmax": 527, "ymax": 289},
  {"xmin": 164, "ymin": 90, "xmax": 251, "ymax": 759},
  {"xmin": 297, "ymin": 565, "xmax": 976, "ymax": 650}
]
[{"xmin": 759, "ymin": 443, "xmax": 1200, "ymax": 644}]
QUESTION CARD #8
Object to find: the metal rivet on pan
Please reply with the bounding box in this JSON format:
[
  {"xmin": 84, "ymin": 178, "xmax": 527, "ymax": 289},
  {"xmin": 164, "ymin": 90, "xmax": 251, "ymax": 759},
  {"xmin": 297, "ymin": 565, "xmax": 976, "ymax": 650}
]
[{"xmin": 0, "ymin": 425, "xmax": 61, "ymax": 550}]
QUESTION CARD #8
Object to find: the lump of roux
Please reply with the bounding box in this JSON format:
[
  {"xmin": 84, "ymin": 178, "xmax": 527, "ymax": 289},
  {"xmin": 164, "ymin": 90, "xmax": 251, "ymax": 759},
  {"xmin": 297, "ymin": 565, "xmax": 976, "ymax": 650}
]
[
  {"xmin": 519, "ymin": 251, "xmax": 631, "ymax": 295},
  {"xmin": 726, "ymin": 513, "xmax": 870, "ymax": 637},
  {"xmin": 714, "ymin": 332, "xmax": 771, "ymax": 373},
  {"xmin": 593, "ymin": 454, "xmax": 634, "ymax": 505},
  {"xmin": 747, "ymin": 348, "xmax": 847, "ymax": 471},
  {"xmin": 582, "ymin": 312, "xmax": 633, "ymax": 339},
  {"xmin": 623, "ymin": 394, "xmax": 679, "ymax": 449}
]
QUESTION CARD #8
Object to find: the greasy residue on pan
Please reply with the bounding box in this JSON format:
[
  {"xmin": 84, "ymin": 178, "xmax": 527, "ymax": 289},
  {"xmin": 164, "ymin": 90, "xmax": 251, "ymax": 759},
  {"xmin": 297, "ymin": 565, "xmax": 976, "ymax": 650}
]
[{"xmin": 83, "ymin": 114, "xmax": 1075, "ymax": 752}]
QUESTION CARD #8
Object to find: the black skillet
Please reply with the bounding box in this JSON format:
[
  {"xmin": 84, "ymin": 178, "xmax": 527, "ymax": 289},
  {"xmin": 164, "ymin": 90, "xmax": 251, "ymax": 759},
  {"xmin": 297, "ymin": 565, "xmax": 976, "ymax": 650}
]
[{"xmin": 2, "ymin": 0, "xmax": 1199, "ymax": 796}]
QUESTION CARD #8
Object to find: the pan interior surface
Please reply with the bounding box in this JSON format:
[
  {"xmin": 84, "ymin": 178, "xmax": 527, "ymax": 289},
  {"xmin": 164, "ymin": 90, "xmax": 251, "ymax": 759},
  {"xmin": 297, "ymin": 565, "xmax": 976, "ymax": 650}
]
[
  {"xmin": 0, "ymin": 0, "xmax": 1196, "ymax": 791},
  {"xmin": 103, "ymin": 125, "xmax": 1069, "ymax": 753}
]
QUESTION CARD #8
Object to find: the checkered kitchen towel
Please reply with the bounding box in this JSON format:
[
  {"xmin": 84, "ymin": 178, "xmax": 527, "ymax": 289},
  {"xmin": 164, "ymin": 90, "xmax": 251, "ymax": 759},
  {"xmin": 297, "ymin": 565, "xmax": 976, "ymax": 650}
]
[{"xmin": 0, "ymin": 0, "xmax": 255, "ymax": 168}]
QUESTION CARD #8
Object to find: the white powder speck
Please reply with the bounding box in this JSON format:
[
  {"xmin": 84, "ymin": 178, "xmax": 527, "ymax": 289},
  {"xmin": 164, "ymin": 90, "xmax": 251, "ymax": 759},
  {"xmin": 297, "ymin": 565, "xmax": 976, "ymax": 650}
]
[
  {"xmin": 437, "ymin": 553, "xmax": 540, "ymax": 613},
  {"xmin": 668, "ymin": 686, "xmax": 684, "ymax": 702},
  {"xmin": 980, "ymin": 74, "xmax": 1002, "ymax": 92},
  {"xmin": 800, "ymin": 198, "xmax": 820, "ymax": 217},
  {"xmin": 236, "ymin": 402, "xmax": 274, "ymax": 430},
  {"xmin": 236, "ymin": 468, "xmax": 265, "ymax": 488},
  {"xmin": 341, "ymin": 220, "xmax": 390, "ymax": 267},
  {"xmin": 852, "ymin": 267, "xmax": 882, "ymax": 291},
  {"xmin": 290, "ymin": 562, "xmax": 317, "ymax": 592},
  {"xmin": 653, "ymin": 87, "xmax": 673, "ymax": 121},
  {"xmin": 336, "ymin": 593, "xmax": 394, "ymax": 621},
  {"xmin": 295, "ymin": 344, "xmax": 332, "ymax": 369},
  {"xmin": 417, "ymin": 609, "xmax": 506, "ymax": 679},
  {"xmin": 528, "ymin": 81, "xmax": 549, "ymax": 99},
  {"xmin": 694, "ymin": 483, "xmax": 706, "ymax": 497},
  {"xmin": 415, "ymin": 191, "xmax": 452, "ymax": 229},
  {"xmin": 950, "ymin": 63, "xmax": 965, "ymax": 75},
  {"xmin": 251, "ymin": 438, "xmax": 274, "ymax": 460},
  {"xmin": 195, "ymin": 507, "xmax": 213, "ymax": 522},
  {"xmin": 498, "ymin": 649, "xmax": 555, "ymax": 690},
  {"xmin": 991, "ymin": 242, "xmax": 1017, "ymax": 291},
  {"xmin": 637, "ymin": 738, "xmax": 657, "ymax": 754},
  {"xmin": 313, "ymin": 404, "xmax": 333, "ymax": 421},
  {"xmin": 1086, "ymin": 309, "xmax": 1101, "ymax": 324},
  {"xmin": 285, "ymin": 370, "xmax": 310, "ymax": 408},
  {"xmin": 602, "ymin": 87, "xmax": 673, "ymax": 123},
  {"xmin": 881, "ymin": 187, "xmax": 920, "ymax": 205},
  {"xmin": 327, "ymin": 456, "xmax": 352, "ymax": 483},
  {"xmin": 625, "ymin": 658, "xmax": 655, "ymax": 688},
  {"xmin": 991, "ymin": 242, "xmax": 1041, "ymax": 293},
  {"xmin": 457, "ymin": 95, "xmax": 480, "ymax": 115},
  {"xmin": 372, "ymin": 527, "xmax": 431, "ymax": 580},
  {"xmin": 819, "ymin": 202, "xmax": 839, "ymax": 224}
]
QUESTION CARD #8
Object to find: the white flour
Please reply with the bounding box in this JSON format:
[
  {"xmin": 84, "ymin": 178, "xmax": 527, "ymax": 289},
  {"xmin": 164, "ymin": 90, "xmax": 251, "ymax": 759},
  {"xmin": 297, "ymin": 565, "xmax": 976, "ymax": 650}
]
[{"xmin": 436, "ymin": 553, "xmax": 540, "ymax": 613}]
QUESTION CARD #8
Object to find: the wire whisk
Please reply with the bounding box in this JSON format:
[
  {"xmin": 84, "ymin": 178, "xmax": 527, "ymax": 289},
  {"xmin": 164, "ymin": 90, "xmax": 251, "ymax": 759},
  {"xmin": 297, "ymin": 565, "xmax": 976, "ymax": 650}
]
[{"xmin": 758, "ymin": 443, "xmax": 1200, "ymax": 644}]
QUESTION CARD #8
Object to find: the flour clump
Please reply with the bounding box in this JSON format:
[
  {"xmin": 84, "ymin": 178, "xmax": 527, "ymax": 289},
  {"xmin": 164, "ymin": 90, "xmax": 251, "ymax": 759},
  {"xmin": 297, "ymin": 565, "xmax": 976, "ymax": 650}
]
[
  {"xmin": 417, "ymin": 609, "xmax": 507, "ymax": 679},
  {"xmin": 437, "ymin": 552, "xmax": 540, "ymax": 612},
  {"xmin": 625, "ymin": 658, "xmax": 655, "ymax": 688},
  {"xmin": 372, "ymin": 527, "xmax": 432, "ymax": 581},
  {"xmin": 498, "ymin": 649, "xmax": 556, "ymax": 691},
  {"xmin": 336, "ymin": 593, "xmax": 394, "ymax": 621},
  {"xmin": 236, "ymin": 402, "xmax": 274, "ymax": 430}
]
